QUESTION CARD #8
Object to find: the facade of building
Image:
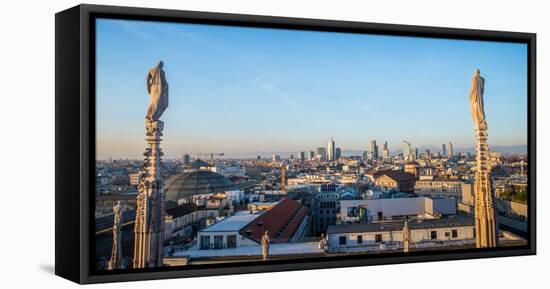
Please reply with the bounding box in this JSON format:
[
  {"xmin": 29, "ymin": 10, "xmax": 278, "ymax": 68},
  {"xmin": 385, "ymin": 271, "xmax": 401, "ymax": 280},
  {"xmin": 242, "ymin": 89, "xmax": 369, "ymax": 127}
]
[
  {"xmin": 327, "ymin": 216, "xmax": 474, "ymax": 253},
  {"xmin": 313, "ymin": 183, "xmax": 339, "ymax": 234},
  {"xmin": 164, "ymin": 203, "xmax": 198, "ymax": 243},
  {"xmin": 211, "ymin": 164, "xmax": 246, "ymax": 177},
  {"xmin": 327, "ymin": 138, "xmax": 335, "ymax": 161},
  {"xmin": 339, "ymin": 197, "xmax": 457, "ymax": 223},
  {"xmin": 402, "ymin": 141, "xmax": 412, "ymax": 161},
  {"xmin": 371, "ymin": 140, "xmax": 378, "ymax": 160},
  {"xmin": 414, "ymin": 178, "xmax": 472, "ymax": 199},
  {"xmin": 316, "ymin": 147, "xmax": 327, "ymax": 161},
  {"xmin": 374, "ymin": 170, "xmax": 416, "ymax": 192}
]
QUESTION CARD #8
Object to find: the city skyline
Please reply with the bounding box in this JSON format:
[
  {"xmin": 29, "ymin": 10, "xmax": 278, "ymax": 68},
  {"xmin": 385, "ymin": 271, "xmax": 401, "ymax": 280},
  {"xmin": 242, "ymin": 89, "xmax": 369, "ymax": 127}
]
[{"xmin": 96, "ymin": 19, "xmax": 528, "ymax": 159}]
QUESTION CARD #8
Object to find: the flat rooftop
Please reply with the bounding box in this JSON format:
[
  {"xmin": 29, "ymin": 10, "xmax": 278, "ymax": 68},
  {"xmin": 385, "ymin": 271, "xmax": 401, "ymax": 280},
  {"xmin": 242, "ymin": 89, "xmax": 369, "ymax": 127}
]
[
  {"xmin": 174, "ymin": 242, "xmax": 323, "ymax": 258},
  {"xmin": 201, "ymin": 212, "xmax": 262, "ymax": 232},
  {"xmin": 327, "ymin": 215, "xmax": 474, "ymax": 234}
]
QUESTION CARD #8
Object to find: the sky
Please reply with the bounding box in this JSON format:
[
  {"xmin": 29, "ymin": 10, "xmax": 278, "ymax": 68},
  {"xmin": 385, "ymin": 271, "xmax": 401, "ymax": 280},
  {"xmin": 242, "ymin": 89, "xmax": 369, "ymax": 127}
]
[{"xmin": 95, "ymin": 18, "xmax": 528, "ymax": 159}]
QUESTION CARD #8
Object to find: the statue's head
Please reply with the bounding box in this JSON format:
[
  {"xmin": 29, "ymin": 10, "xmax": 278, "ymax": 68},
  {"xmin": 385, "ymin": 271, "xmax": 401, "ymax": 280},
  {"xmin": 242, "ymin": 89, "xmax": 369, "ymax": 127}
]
[
  {"xmin": 264, "ymin": 230, "xmax": 269, "ymax": 237},
  {"xmin": 475, "ymin": 68, "xmax": 480, "ymax": 75},
  {"xmin": 158, "ymin": 61, "xmax": 164, "ymax": 68}
]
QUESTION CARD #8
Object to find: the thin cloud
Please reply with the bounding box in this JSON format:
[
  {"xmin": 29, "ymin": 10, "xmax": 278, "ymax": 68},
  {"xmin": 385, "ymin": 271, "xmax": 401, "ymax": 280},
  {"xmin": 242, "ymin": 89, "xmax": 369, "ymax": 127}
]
[
  {"xmin": 250, "ymin": 72, "xmax": 297, "ymax": 108},
  {"xmin": 118, "ymin": 21, "xmax": 154, "ymax": 40}
]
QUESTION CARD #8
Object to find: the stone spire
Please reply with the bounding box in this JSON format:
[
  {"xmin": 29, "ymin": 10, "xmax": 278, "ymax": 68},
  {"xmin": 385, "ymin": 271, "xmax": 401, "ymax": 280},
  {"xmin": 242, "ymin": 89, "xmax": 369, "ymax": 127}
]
[
  {"xmin": 133, "ymin": 62, "xmax": 169, "ymax": 268},
  {"xmin": 469, "ymin": 69, "xmax": 497, "ymax": 248},
  {"xmin": 108, "ymin": 201, "xmax": 123, "ymax": 270}
]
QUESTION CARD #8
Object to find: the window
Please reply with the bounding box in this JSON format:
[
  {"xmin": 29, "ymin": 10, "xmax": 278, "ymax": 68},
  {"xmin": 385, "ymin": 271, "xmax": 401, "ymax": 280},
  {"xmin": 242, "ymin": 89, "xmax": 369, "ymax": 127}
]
[
  {"xmin": 357, "ymin": 235, "xmax": 363, "ymax": 244},
  {"xmin": 339, "ymin": 236, "xmax": 347, "ymax": 245},
  {"xmin": 377, "ymin": 212, "xmax": 383, "ymax": 220},
  {"xmin": 430, "ymin": 231, "xmax": 437, "ymax": 240},
  {"xmin": 214, "ymin": 235, "xmax": 224, "ymax": 249},
  {"xmin": 227, "ymin": 235, "xmax": 237, "ymax": 248},
  {"xmin": 375, "ymin": 234, "xmax": 382, "ymax": 243},
  {"xmin": 452, "ymin": 229, "xmax": 458, "ymax": 238},
  {"xmin": 445, "ymin": 232, "xmax": 450, "ymax": 237},
  {"xmin": 200, "ymin": 235, "xmax": 210, "ymax": 250}
]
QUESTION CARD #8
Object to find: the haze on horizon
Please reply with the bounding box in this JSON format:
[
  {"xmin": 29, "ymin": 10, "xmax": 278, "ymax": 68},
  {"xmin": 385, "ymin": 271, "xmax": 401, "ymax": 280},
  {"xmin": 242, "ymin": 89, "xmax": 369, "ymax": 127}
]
[{"xmin": 95, "ymin": 19, "xmax": 528, "ymax": 160}]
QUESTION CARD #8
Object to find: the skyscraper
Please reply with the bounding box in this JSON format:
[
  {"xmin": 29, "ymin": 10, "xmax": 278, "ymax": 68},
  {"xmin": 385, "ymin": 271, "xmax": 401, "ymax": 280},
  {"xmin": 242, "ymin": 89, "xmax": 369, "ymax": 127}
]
[
  {"xmin": 316, "ymin": 147, "xmax": 327, "ymax": 161},
  {"xmin": 382, "ymin": 141, "xmax": 390, "ymax": 159},
  {"xmin": 183, "ymin": 154, "xmax": 190, "ymax": 164},
  {"xmin": 371, "ymin": 140, "xmax": 378, "ymax": 160},
  {"xmin": 335, "ymin": 147, "xmax": 342, "ymax": 160},
  {"xmin": 448, "ymin": 142, "xmax": 454, "ymax": 156},
  {"xmin": 402, "ymin": 140, "xmax": 412, "ymax": 161},
  {"xmin": 299, "ymin": 150, "xmax": 305, "ymax": 162},
  {"xmin": 442, "ymin": 144, "xmax": 447, "ymax": 157},
  {"xmin": 327, "ymin": 137, "xmax": 335, "ymax": 161}
]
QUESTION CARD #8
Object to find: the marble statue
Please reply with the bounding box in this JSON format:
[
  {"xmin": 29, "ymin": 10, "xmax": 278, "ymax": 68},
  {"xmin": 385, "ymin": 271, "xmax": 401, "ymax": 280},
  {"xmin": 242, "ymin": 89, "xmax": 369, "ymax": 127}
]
[
  {"xmin": 134, "ymin": 62, "xmax": 168, "ymax": 268},
  {"xmin": 108, "ymin": 201, "xmax": 123, "ymax": 270},
  {"xmin": 469, "ymin": 69, "xmax": 497, "ymax": 248},
  {"xmin": 402, "ymin": 220, "xmax": 411, "ymax": 253},
  {"xmin": 261, "ymin": 230, "xmax": 271, "ymax": 261},
  {"xmin": 319, "ymin": 233, "xmax": 328, "ymax": 254},
  {"xmin": 146, "ymin": 61, "xmax": 169, "ymax": 121},
  {"xmin": 469, "ymin": 68, "xmax": 486, "ymax": 129}
]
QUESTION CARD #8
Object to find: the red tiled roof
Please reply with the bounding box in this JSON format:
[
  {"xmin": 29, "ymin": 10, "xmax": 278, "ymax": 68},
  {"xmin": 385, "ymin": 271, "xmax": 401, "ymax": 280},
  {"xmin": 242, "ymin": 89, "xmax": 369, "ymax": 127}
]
[{"xmin": 239, "ymin": 198, "xmax": 310, "ymax": 243}]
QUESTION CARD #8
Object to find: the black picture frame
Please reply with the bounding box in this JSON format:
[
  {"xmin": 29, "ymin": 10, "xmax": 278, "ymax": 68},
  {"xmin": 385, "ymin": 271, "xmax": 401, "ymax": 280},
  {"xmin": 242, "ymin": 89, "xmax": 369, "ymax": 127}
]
[{"xmin": 55, "ymin": 4, "xmax": 536, "ymax": 284}]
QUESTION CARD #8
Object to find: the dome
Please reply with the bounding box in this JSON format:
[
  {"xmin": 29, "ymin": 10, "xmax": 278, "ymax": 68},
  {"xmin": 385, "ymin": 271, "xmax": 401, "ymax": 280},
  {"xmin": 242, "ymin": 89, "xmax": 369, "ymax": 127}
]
[
  {"xmin": 164, "ymin": 170, "xmax": 236, "ymax": 203},
  {"xmin": 184, "ymin": 159, "xmax": 210, "ymax": 170}
]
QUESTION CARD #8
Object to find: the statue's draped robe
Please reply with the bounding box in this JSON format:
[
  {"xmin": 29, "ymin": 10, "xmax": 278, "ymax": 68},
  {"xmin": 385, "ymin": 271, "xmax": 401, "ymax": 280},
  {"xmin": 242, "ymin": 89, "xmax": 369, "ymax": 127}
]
[
  {"xmin": 261, "ymin": 234, "xmax": 270, "ymax": 260},
  {"xmin": 469, "ymin": 73, "xmax": 486, "ymax": 129},
  {"xmin": 146, "ymin": 65, "xmax": 169, "ymax": 121},
  {"xmin": 402, "ymin": 222, "xmax": 410, "ymax": 252}
]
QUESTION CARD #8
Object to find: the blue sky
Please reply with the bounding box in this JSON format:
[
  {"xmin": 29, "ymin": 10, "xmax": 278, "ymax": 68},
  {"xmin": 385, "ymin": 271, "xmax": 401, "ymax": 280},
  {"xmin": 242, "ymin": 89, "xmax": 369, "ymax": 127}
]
[{"xmin": 96, "ymin": 18, "xmax": 527, "ymax": 159}]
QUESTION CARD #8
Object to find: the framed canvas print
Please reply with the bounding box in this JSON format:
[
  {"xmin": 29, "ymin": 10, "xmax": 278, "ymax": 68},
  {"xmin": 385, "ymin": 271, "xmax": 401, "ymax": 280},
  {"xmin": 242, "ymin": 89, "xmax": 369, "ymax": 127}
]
[{"xmin": 55, "ymin": 4, "xmax": 536, "ymax": 284}]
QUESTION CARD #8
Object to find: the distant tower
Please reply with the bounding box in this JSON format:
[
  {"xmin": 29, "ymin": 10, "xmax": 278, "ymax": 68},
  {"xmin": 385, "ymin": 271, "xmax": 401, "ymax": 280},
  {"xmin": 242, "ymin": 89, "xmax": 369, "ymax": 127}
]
[
  {"xmin": 424, "ymin": 149, "xmax": 431, "ymax": 159},
  {"xmin": 108, "ymin": 201, "xmax": 123, "ymax": 270},
  {"xmin": 335, "ymin": 147, "xmax": 342, "ymax": 160},
  {"xmin": 469, "ymin": 69, "xmax": 497, "ymax": 248},
  {"xmin": 442, "ymin": 144, "xmax": 447, "ymax": 157},
  {"xmin": 280, "ymin": 164, "xmax": 287, "ymax": 191},
  {"xmin": 371, "ymin": 140, "xmax": 378, "ymax": 160},
  {"xmin": 382, "ymin": 141, "xmax": 390, "ymax": 159},
  {"xmin": 327, "ymin": 137, "xmax": 335, "ymax": 161},
  {"xmin": 402, "ymin": 140, "xmax": 412, "ymax": 161},
  {"xmin": 448, "ymin": 142, "xmax": 454, "ymax": 156},
  {"xmin": 316, "ymin": 147, "xmax": 327, "ymax": 161},
  {"xmin": 183, "ymin": 154, "xmax": 191, "ymax": 164},
  {"xmin": 134, "ymin": 62, "xmax": 168, "ymax": 268}
]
